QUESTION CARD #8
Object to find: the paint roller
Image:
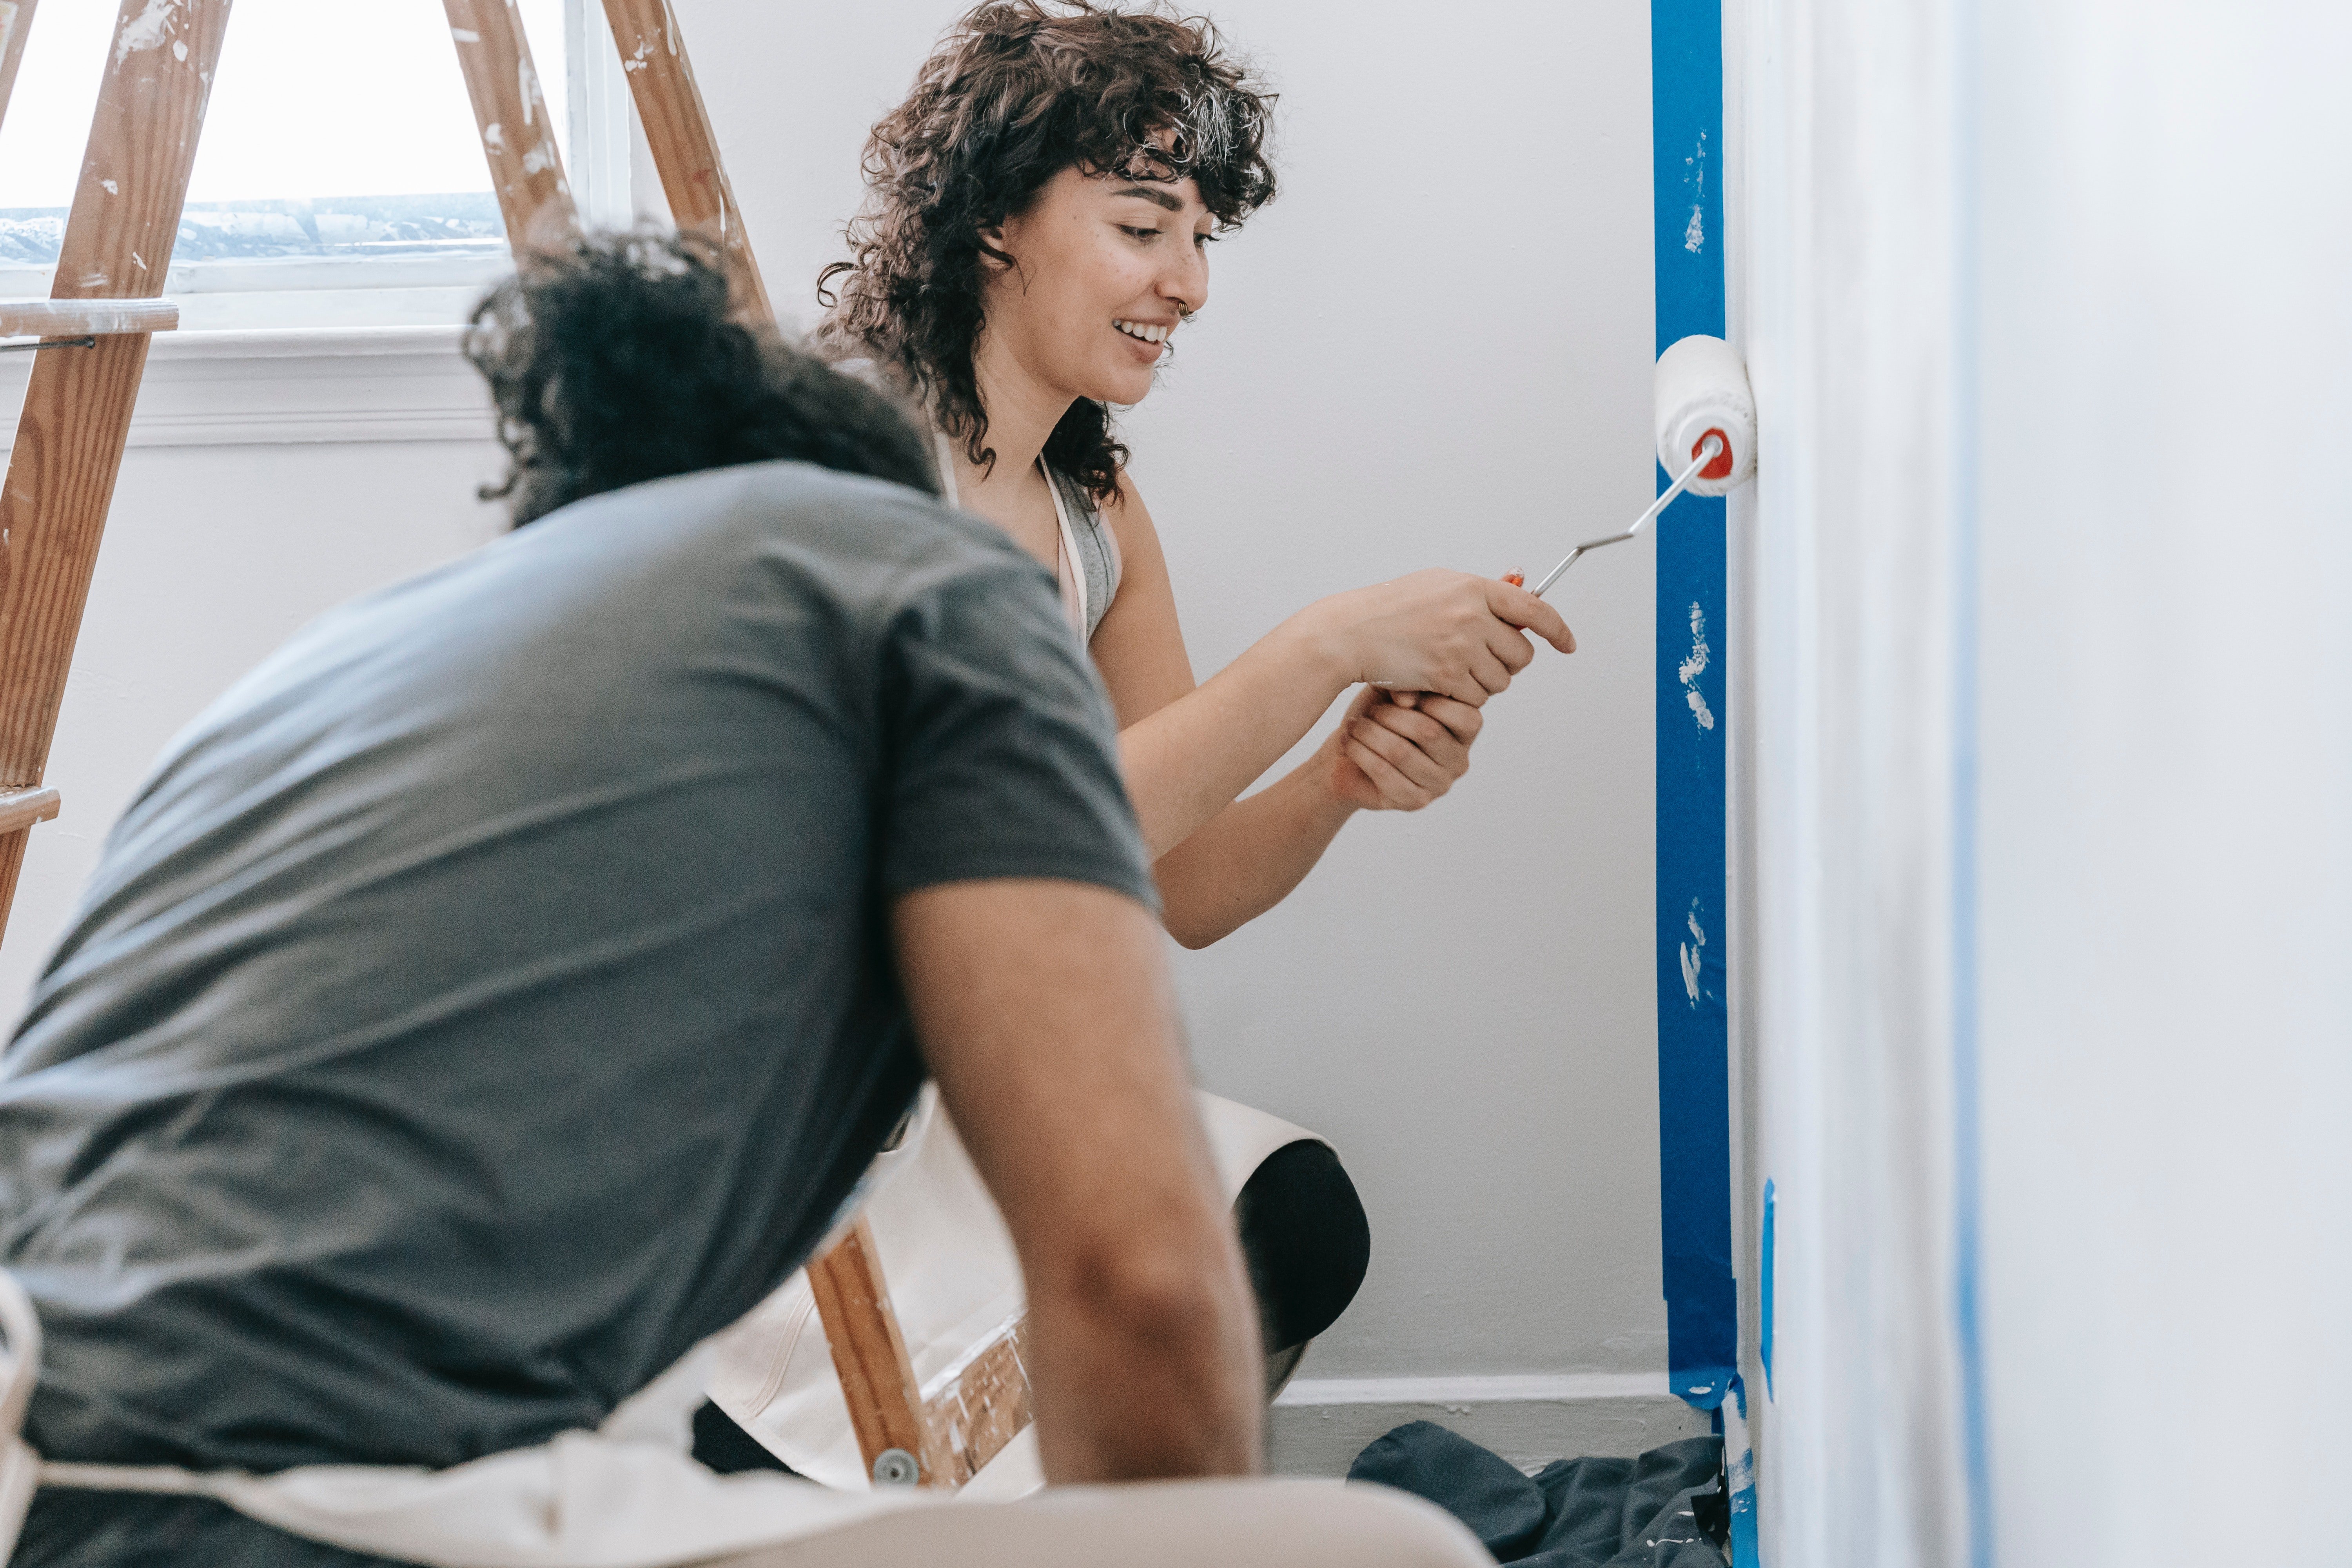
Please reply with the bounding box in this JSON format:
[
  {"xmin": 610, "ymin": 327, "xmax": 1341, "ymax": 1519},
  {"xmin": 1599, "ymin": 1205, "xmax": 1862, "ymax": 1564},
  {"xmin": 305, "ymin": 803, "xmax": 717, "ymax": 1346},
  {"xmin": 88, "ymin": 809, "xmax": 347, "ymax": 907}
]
[{"xmin": 1505, "ymin": 334, "xmax": 1757, "ymax": 595}]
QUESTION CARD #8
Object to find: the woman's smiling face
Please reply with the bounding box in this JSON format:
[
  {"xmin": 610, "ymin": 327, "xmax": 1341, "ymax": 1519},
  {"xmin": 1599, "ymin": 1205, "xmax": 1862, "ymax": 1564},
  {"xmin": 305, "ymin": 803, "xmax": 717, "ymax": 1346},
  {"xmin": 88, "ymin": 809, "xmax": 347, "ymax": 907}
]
[{"xmin": 979, "ymin": 165, "xmax": 1215, "ymax": 409}]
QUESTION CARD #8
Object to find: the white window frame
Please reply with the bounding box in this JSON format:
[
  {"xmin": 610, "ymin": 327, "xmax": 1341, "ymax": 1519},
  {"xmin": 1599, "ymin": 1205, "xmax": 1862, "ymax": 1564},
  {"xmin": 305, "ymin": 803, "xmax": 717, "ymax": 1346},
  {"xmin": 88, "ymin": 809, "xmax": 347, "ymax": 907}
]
[{"xmin": 2, "ymin": 2, "xmax": 655, "ymax": 450}]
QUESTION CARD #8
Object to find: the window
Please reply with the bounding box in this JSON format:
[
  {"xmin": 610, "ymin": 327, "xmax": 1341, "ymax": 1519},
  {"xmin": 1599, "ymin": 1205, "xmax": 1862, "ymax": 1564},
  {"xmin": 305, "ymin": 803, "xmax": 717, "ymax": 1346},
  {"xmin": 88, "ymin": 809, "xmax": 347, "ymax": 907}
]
[{"xmin": 0, "ymin": 0, "xmax": 630, "ymax": 329}]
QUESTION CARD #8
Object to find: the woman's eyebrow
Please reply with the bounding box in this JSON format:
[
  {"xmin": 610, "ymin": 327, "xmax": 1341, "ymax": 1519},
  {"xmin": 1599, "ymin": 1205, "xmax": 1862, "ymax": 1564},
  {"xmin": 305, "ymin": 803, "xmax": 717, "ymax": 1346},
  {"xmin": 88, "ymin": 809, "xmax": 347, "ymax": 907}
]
[{"xmin": 1109, "ymin": 184, "xmax": 1185, "ymax": 213}]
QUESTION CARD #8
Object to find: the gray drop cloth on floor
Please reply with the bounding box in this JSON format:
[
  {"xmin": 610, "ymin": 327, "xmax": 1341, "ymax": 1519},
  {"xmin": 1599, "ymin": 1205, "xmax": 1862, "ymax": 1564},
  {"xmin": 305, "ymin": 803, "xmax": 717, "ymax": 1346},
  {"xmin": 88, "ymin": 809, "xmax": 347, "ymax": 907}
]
[{"xmin": 1348, "ymin": 1421, "xmax": 1726, "ymax": 1568}]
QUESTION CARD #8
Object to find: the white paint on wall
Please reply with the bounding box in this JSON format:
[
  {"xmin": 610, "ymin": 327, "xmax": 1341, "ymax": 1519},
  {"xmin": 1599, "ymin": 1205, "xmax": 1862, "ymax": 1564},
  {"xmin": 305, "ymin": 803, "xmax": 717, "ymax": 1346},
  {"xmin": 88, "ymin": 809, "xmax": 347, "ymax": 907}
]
[
  {"xmin": 1738, "ymin": 0, "xmax": 1975, "ymax": 1561},
  {"xmin": 1740, "ymin": 0, "xmax": 2352, "ymax": 1562}
]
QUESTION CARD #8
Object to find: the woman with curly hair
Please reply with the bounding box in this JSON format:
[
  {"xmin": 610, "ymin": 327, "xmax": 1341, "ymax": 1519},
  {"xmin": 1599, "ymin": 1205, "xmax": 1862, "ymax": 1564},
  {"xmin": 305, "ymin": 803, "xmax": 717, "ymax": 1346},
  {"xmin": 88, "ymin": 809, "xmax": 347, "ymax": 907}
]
[
  {"xmin": 818, "ymin": 3, "xmax": 1573, "ymax": 948},
  {"xmin": 697, "ymin": 1, "xmax": 1577, "ymax": 1490}
]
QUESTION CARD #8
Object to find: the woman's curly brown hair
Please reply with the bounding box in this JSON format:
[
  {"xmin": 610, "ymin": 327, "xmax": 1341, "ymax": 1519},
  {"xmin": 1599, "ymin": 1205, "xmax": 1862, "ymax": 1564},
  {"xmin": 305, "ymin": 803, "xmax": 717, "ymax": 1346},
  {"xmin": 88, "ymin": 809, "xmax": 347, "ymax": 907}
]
[{"xmin": 815, "ymin": 1, "xmax": 1277, "ymax": 506}]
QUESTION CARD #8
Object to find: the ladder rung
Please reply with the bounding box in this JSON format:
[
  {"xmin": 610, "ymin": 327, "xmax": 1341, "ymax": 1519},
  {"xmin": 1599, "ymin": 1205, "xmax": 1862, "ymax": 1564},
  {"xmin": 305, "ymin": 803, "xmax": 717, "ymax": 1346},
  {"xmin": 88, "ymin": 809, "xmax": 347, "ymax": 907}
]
[
  {"xmin": 0, "ymin": 788, "xmax": 61, "ymax": 837},
  {"xmin": 0, "ymin": 299, "xmax": 179, "ymax": 338}
]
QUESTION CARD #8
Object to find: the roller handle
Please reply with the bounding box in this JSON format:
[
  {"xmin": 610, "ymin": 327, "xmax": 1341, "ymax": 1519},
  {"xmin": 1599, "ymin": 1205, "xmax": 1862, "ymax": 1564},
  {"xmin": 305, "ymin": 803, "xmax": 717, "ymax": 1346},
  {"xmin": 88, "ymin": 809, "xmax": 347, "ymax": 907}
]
[{"xmin": 1515, "ymin": 434, "xmax": 1723, "ymax": 598}]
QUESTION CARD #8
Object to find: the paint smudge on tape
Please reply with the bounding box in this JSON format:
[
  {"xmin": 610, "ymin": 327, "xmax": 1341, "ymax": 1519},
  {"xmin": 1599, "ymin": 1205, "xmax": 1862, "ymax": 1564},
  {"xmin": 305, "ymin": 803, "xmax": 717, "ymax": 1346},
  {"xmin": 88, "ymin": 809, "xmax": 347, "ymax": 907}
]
[{"xmin": 1681, "ymin": 602, "xmax": 1715, "ymax": 730}]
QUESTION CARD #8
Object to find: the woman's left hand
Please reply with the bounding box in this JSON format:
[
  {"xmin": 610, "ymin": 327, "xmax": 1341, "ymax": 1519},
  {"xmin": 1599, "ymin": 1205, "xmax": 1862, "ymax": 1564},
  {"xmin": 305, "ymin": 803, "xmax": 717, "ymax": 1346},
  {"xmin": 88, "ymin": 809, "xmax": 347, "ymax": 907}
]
[{"xmin": 1325, "ymin": 686, "xmax": 1483, "ymax": 812}]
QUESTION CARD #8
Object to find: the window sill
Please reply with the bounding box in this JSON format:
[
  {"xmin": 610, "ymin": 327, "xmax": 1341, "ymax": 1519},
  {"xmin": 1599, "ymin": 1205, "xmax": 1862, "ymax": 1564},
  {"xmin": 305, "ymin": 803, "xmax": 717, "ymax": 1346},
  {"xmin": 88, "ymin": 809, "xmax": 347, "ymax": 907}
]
[{"xmin": 1, "ymin": 324, "xmax": 491, "ymax": 450}]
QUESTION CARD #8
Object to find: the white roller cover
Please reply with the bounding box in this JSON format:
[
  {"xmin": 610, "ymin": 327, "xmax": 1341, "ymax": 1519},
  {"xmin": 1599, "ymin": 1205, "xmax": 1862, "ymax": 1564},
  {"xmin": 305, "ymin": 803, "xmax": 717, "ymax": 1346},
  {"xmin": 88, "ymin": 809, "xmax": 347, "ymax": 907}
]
[{"xmin": 1653, "ymin": 334, "xmax": 1757, "ymax": 496}]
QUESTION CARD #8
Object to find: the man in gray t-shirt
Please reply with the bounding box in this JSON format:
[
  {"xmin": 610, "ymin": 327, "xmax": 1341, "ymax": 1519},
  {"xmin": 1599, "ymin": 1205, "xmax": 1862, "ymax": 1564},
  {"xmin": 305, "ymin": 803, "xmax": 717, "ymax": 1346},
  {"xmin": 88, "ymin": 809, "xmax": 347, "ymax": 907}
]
[
  {"xmin": 0, "ymin": 238, "xmax": 1477, "ymax": 1568},
  {"xmin": 0, "ymin": 456, "xmax": 1152, "ymax": 1480}
]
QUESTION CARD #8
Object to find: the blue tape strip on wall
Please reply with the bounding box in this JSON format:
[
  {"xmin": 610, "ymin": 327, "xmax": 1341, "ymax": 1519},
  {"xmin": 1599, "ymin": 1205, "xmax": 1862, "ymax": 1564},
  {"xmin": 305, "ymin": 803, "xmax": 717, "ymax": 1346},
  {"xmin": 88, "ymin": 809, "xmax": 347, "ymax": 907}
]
[{"xmin": 1651, "ymin": 0, "xmax": 1737, "ymax": 1411}]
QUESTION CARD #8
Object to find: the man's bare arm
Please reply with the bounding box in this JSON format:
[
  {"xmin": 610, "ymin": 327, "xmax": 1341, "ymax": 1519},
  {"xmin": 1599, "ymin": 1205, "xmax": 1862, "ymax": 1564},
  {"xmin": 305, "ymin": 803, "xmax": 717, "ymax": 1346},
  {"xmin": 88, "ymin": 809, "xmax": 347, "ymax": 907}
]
[{"xmin": 891, "ymin": 878, "xmax": 1264, "ymax": 1483}]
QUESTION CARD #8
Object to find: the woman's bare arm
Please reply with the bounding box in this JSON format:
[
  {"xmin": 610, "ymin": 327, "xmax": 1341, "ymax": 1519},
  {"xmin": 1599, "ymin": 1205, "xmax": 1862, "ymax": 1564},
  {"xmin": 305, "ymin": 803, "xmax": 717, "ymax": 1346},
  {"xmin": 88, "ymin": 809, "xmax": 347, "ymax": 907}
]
[
  {"xmin": 1091, "ymin": 475, "xmax": 1563, "ymax": 943},
  {"xmin": 1150, "ymin": 690, "xmax": 1484, "ymax": 947}
]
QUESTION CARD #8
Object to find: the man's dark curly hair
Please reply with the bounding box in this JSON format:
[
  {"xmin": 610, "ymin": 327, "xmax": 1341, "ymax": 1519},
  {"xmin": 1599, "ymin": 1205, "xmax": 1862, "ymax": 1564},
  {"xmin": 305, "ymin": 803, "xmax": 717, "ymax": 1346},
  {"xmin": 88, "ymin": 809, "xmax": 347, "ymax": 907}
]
[
  {"xmin": 815, "ymin": 1, "xmax": 1277, "ymax": 506},
  {"xmin": 467, "ymin": 231, "xmax": 938, "ymax": 528}
]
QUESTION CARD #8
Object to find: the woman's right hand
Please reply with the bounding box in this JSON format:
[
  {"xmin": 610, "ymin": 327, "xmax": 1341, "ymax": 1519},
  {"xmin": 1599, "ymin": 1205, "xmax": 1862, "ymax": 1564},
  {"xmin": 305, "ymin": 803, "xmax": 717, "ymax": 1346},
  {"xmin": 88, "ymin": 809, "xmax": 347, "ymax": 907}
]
[{"xmin": 1298, "ymin": 569, "xmax": 1577, "ymax": 706}]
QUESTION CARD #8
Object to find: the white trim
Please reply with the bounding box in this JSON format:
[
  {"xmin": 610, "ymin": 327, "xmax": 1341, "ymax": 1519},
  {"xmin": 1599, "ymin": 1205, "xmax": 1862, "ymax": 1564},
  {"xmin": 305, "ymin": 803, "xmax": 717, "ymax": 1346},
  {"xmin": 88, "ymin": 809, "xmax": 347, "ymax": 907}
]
[
  {"xmin": 0, "ymin": 327, "xmax": 491, "ymax": 450},
  {"xmin": 566, "ymin": 0, "xmax": 635, "ymax": 230},
  {"xmin": 1267, "ymin": 1373, "xmax": 1711, "ymax": 1478}
]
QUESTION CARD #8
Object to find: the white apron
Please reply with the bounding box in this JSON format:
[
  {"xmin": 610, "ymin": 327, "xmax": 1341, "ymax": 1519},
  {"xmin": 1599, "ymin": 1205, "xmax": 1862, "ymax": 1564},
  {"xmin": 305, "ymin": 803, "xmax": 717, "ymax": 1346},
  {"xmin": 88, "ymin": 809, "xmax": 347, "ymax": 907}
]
[
  {"xmin": 0, "ymin": 1089, "xmax": 1324, "ymax": 1561},
  {"xmin": 704, "ymin": 1089, "xmax": 1322, "ymax": 1495},
  {"xmin": 0, "ymin": 1100, "xmax": 956, "ymax": 1568}
]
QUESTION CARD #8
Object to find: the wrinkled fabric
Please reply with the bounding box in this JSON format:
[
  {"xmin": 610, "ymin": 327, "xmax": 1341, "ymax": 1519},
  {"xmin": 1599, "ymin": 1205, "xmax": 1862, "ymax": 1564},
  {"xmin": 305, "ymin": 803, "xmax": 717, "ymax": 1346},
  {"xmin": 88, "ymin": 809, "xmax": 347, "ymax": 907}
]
[
  {"xmin": 1349, "ymin": 1421, "xmax": 1725, "ymax": 1568},
  {"xmin": 702, "ymin": 1098, "xmax": 1356, "ymax": 1492}
]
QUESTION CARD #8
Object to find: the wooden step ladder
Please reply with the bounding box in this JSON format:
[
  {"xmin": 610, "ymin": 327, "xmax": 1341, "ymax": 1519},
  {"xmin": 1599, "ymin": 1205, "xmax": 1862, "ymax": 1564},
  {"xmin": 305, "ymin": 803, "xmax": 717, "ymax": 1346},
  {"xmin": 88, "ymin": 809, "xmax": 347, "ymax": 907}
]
[{"xmin": 0, "ymin": 0, "xmax": 1027, "ymax": 1494}]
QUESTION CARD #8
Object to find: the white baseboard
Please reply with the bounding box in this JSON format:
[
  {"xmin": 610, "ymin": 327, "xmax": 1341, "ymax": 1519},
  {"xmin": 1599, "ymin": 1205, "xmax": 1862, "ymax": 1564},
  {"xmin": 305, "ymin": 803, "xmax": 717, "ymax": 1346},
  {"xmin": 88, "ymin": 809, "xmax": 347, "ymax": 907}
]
[{"xmin": 1267, "ymin": 1373, "xmax": 1713, "ymax": 1478}]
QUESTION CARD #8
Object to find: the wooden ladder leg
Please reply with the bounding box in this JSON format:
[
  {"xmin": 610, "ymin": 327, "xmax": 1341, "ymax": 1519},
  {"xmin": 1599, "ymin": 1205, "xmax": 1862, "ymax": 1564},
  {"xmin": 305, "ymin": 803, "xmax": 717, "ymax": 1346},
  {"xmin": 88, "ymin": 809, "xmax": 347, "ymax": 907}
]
[
  {"xmin": 0, "ymin": 0, "xmax": 232, "ymax": 946},
  {"xmin": 802, "ymin": 1211, "xmax": 1037, "ymax": 1490},
  {"xmin": 801, "ymin": 1219, "xmax": 942, "ymax": 1487},
  {"xmin": 0, "ymin": 0, "xmax": 41, "ymax": 132},
  {"xmin": 598, "ymin": 0, "xmax": 772, "ymax": 321},
  {"xmin": 444, "ymin": 0, "xmax": 580, "ymax": 257}
]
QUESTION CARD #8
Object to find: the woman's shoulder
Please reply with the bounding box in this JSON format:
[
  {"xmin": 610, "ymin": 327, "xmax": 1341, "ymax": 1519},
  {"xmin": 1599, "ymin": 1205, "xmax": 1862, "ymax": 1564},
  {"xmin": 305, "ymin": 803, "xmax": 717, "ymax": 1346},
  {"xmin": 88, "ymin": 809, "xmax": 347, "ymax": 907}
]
[{"xmin": 1093, "ymin": 468, "xmax": 1162, "ymax": 561}]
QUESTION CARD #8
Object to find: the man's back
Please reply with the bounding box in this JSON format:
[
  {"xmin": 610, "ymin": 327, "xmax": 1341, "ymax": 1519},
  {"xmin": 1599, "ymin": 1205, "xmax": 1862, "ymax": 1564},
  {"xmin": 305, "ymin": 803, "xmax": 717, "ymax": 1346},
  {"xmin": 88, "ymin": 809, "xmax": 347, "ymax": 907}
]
[{"xmin": 0, "ymin": 460, "xmax": 1149, "ymax": 1475}]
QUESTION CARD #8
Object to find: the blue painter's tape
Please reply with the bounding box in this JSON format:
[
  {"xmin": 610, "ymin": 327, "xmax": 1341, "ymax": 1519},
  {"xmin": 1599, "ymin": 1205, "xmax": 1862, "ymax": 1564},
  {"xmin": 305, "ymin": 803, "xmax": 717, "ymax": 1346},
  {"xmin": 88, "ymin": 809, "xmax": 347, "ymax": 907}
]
[
  {"xmin": 1760, "ymin": 1178, "xmax": 1776, "ymax": 1399},
  {"xmin": 1652, "ymin": 0, "xmax": 1736, "ymax": 1412}
]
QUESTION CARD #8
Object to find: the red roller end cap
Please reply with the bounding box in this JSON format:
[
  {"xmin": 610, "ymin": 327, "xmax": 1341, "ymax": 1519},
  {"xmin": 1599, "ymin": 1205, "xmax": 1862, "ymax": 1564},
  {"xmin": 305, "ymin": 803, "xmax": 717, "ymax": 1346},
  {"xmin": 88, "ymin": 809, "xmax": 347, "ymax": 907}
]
[{"xmin": 1693, "ymin": 429, "xmax": 1735, "ymax": 481}]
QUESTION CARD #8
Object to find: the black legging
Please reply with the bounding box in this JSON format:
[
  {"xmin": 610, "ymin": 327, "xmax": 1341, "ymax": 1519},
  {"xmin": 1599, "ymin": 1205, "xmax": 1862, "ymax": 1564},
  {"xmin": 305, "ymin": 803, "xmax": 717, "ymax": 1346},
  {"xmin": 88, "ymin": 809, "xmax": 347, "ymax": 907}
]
[{"xmin": 693, "ymin": 1139, "xmax": 1370, "ymax": 1476}]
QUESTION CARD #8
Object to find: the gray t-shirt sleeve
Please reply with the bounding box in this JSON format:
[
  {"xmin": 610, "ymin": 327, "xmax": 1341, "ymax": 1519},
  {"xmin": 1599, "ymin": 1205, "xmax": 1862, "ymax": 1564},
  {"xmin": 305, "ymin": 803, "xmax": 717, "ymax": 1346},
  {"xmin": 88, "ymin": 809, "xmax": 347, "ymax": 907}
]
[{"xmin": 875, "ymin": 544, "xmax": 1159, "ymax": 910}]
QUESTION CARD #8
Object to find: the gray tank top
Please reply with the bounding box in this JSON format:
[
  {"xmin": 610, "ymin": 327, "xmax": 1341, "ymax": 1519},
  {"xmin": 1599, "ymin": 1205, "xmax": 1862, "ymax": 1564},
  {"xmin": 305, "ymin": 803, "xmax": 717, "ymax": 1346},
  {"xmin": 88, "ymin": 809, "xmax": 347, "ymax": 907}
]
[
  {"xmin": 1043, "ymin": 465, "xmax": 1123, "ymax": 642},
  {"xmin": 931, "ymin": 430, "xmax": 1123, "ymax": 642}
]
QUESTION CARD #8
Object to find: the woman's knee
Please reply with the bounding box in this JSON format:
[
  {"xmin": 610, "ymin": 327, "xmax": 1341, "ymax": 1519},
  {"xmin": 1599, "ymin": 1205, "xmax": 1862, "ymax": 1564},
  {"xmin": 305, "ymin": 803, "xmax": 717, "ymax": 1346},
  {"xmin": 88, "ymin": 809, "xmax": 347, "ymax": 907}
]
[{"xmin": 1233, "ymin": 1140, "xmax": 1372, "ymax": 1353}]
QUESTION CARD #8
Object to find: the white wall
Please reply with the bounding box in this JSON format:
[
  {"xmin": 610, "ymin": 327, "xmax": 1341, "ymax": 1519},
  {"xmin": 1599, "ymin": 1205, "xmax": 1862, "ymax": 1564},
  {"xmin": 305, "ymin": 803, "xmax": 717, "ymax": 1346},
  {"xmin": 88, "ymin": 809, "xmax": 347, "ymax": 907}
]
[
  {"xmin": 5, "ymin": 0, "xmax": 1674, "ymax": 1404},
  {"xmin": 0, "ymin": 360, "xmax": 507, "ymax": 1008},
  {"xmin": 1974, "ymin": 5, "xmax": 2352, "ymax": 1563},
  {"xmin": 1739, "ymin": 2, "xmax": 2352, "ymax": 1563}
]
